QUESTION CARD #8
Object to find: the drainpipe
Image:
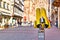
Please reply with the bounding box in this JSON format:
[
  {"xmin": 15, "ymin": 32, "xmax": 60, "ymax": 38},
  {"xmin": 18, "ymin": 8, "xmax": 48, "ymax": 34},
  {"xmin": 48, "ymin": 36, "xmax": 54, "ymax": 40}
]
[{"xmin": 11, "ymin": 0, "xmax": 15, "ymax": 28}]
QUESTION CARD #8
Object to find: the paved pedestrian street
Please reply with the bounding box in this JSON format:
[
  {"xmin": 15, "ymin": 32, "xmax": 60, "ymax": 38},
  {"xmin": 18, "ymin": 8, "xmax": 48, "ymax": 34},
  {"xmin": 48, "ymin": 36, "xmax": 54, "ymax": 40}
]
[
  {"xmin": 38, "ymin": 32, "xmax": 44, "ymax": 40},
  {"xmin": 0, "ymin": 26, "xmax": 40, "ymax": 40}
]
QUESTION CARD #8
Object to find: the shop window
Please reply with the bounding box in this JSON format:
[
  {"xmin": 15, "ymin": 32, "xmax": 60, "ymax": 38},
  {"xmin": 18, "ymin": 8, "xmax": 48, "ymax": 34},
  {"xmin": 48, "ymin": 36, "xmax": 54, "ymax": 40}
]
[
  {"xmin": 0, "ymin": 18, "xmax": 2, "ymax": 23},
  {"xmin": 0, "ymin": 12, "xmax": 2, "ymax": 23},
  {"xmin": 0, "ymin": 16, "xmax": 2, "ymax": 26}
]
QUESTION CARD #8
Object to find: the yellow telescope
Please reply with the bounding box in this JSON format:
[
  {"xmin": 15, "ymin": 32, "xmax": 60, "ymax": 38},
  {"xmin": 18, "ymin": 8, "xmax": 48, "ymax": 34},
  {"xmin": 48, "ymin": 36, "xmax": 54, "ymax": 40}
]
[{"xmin": 34, "ymin": 8, "xmax": 51, "ymax": 28}]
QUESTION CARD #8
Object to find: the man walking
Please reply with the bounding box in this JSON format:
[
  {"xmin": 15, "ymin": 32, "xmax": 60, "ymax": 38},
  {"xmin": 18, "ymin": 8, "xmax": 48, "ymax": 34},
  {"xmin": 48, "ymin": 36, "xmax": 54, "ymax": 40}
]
[
  {"xmin": 39, "ymin": 17, "xmax": 45, "ymax": 32},
  {"xmin": 40, "ymin": 17, "xmax": 45, "ymax": 23}
]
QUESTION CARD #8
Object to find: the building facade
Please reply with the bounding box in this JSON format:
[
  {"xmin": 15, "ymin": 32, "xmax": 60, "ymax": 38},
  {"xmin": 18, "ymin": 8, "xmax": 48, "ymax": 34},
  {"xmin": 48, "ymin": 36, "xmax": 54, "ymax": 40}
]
[
  {"xmin": 0, "ymin": 0, "xmax": 14, "ymax": 28},
  {"xmin": 51, "ymin": 0, "xmax": 60, "ymax": 28},
  {"xmin": 0, "ymin": 0, "xmax": 24, "ymax": 28},
  {"xmin": 24, "ymin": 0, "xmax": 48, "ymax": 23},
  {"xmin": 13, "ymin": 0, "xmax": 24, "ymax": 26}
]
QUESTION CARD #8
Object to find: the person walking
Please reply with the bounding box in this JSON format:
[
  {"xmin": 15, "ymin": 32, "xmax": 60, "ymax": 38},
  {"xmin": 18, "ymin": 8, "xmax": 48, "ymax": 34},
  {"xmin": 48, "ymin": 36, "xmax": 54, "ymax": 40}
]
[
  {"xmin": 39, "ymin": 17, "xmax": 45, "ymax": 32},
  {"xmin": 40, "ymin": 17, "xmax": 45, "ymax": 23}
]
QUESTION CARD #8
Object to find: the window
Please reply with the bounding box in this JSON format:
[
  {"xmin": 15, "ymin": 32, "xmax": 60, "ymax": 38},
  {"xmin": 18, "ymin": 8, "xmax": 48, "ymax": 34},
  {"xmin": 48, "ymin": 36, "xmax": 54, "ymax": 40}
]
[
  {"xmin": 7, "ymin": 3, "xmax": 9, "ymax": 10},
  {"xmin": 22, "ymin": 6, "xmax": 24, "ymax": 10},
  {"xmin": 15, "ymin": 0, "xmax": 19, "ymax": 4},
  {"xmin": 3, "ymin": 2, "xmax": 6, "ymax": 9},
  {"xmin": 19, "ymin": 3, "xmax": 22, "ymax": 8},
  {"xmin": 0, "ymin": 0, "xmax": 2, "ymax": 7},
  {"xmin": 8, "ymin": 5, "xmax": 10, "ymax": 10},
  {"xmin": 22, "ymin": 0, "xmax": 24, "ymax": 2},
  {"xmin": 0, "ymin": 1, "xmax": 1, "ymax": 7}
]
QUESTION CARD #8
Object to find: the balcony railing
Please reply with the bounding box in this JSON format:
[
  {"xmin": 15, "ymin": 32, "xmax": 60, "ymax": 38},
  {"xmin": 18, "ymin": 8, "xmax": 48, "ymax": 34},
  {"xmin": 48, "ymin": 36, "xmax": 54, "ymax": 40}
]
[
  {"xmin": 14, "ymin": 12, "xmax": 23, "ymax": 17},
  {"xmin": 14, "ymin": 3, "xmax": 24, "ymax": 12}
]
